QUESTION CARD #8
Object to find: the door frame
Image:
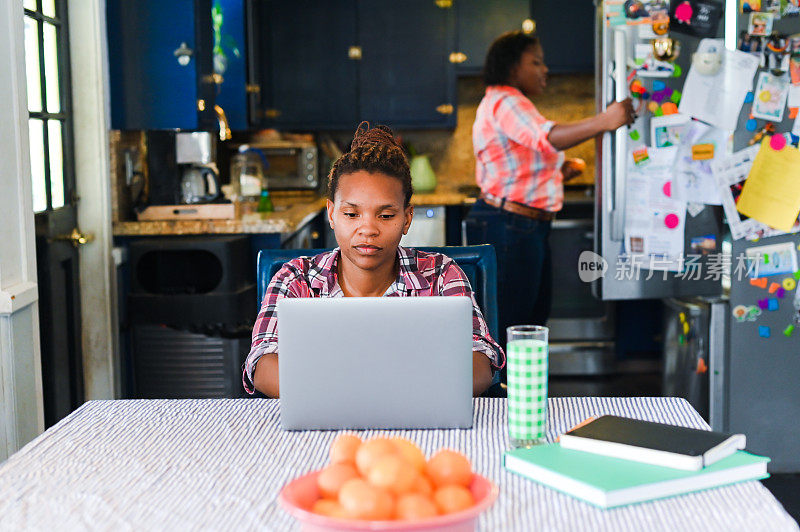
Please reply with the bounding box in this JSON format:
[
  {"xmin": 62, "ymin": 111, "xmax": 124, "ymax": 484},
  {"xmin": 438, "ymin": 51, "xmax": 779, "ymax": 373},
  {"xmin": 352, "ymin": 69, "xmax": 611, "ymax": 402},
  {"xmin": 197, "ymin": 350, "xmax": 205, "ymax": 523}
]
[{"xmin": 68, "ymin": 0, "xmax": 120, "ymax": 402}]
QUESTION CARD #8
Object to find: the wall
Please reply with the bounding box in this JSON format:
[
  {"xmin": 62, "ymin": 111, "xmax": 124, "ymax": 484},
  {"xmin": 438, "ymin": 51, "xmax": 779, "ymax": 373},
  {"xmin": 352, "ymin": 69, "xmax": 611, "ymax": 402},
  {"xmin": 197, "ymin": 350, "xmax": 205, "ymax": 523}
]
[
  {"xmin": 0, "ymin": 0, "xmax": 45, "ymax": 461},
  {"xmin": 399, "ymin": 74, "xmax": 597, "ymax": 188}
]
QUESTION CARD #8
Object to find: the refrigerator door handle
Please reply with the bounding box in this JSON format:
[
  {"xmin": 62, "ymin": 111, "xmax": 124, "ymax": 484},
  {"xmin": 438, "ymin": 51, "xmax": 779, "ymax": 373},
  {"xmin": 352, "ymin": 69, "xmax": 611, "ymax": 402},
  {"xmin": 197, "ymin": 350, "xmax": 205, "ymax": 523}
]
[{"xmin": 610, "ymin": 28, "xmax": 628, "ymax": 242}]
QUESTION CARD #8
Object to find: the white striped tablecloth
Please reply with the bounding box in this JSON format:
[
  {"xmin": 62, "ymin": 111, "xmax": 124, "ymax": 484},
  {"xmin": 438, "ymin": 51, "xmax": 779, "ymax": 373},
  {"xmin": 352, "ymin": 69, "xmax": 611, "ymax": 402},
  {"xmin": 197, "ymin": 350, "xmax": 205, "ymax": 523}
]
[{"xmin": 0, "ymin": 397, "xmax": 796, "ymax": 531}]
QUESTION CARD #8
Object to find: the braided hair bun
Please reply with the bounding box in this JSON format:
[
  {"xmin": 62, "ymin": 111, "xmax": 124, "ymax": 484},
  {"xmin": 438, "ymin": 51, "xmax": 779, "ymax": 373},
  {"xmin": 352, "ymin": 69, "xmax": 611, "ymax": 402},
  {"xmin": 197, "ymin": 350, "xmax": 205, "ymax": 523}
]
[{"xmin": 328, "ymin": 121, "xmax": 413, "ymax": 207}]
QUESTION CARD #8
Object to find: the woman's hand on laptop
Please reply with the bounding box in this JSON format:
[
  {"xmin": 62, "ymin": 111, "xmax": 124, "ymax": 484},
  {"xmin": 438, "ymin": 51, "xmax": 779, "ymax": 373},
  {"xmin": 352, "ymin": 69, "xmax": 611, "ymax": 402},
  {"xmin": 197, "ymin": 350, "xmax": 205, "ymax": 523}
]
[
  {"xmin": 254, "ymin": 354, "xmax": 280, "ymax": 398},
  {"xmin": 473, "ymin": 352, "xmax": 493, "ymax": 397}
]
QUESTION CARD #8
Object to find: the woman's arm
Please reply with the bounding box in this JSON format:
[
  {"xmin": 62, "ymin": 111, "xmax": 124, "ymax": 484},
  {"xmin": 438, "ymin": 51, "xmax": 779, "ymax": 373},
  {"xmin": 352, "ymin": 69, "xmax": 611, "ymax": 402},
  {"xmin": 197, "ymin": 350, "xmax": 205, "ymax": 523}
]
[
  {"xmin": 473, "ymin": 351, "xmax": 493, "ymax": 396},
  {"xmin": 253, "ymin": 353, "xmax": 280, "ymax": 397},
  {"xmin": 547, "ymin": 99, "xmax": 635, "ymax": 151}
]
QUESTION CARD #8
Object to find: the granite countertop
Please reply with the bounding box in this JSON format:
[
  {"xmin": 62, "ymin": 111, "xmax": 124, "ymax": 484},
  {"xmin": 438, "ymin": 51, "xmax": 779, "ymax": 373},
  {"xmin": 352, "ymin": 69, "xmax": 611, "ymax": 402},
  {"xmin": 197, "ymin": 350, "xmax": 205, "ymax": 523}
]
[
  {"xmin": 112, "ymin": 183, "xmax": 595, "ymax": 236},
  {"xmin": 112, "ymin": 183, "xmax": 481, "ymax": 237}
]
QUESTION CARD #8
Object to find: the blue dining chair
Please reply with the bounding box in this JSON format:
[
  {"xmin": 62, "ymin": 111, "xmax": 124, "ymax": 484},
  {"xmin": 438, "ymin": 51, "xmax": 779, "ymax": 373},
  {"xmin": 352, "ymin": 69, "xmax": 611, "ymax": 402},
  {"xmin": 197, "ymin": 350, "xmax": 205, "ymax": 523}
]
[
  {"xmin": 257, "ymin": 245, "xmax": 498, "ymax": 341},
  {"xmin": 254, "ymin": 244, "xmax": 502, "ymax": 393}
]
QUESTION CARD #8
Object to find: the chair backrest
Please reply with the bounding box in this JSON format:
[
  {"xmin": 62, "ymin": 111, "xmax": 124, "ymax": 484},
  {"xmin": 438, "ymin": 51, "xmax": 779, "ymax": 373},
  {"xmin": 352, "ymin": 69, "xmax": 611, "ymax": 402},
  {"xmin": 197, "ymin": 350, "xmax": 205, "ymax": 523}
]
[{"xmin": 256, "ymin": 245, "xmax": 499, "ymax": 340}]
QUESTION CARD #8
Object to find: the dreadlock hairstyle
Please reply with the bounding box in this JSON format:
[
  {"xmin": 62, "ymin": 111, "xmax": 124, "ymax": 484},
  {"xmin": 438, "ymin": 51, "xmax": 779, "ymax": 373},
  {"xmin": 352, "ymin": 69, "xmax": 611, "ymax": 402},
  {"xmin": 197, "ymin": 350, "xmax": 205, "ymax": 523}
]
[
  {"xmin": 328, "ymin": 121, "xmax": 413, "ymax": 207},
  {"xmin": 483, "ymin": 31, "xmax": 541, "ymax": 86}
]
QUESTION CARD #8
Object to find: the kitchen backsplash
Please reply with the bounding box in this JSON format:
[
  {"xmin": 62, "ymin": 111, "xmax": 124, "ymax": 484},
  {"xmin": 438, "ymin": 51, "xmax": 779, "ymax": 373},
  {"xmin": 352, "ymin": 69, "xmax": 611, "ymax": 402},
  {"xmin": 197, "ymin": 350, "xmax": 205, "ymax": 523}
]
[{"xmin": 331, "ymin": 74, "xmax": 596, "ymax": 188}]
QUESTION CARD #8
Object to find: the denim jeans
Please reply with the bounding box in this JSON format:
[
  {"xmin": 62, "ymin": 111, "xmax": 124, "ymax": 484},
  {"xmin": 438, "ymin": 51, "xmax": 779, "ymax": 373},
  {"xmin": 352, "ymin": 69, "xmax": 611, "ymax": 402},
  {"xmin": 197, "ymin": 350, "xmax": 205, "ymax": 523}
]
[{"xmin": 463, "ymin": 200, "xmax": 552, "ymax": 354}]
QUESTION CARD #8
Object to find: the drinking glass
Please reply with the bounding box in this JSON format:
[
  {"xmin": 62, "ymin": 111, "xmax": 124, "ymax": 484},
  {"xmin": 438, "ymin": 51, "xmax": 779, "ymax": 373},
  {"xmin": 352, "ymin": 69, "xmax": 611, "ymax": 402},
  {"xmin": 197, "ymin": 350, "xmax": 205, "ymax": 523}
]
[{"xmin": 506, "ymin": 325, "xmax": 549, "ymax": 447}]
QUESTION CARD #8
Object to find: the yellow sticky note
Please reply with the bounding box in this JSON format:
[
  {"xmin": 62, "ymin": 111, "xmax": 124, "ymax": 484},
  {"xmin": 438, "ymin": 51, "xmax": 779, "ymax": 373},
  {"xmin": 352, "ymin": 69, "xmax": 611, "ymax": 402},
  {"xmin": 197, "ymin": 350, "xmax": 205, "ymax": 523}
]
[
  {"xmin": 736, "ymin": 139, "xmax": 800, "ymax": 232},
  {"xmin": 692, "ymin": 144, "xmax": 715, "ymax": 160}
]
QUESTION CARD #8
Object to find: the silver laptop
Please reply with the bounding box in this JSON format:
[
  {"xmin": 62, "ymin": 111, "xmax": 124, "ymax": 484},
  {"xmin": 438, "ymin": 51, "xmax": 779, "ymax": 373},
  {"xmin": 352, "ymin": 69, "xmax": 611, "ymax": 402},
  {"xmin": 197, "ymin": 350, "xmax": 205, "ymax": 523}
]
[{"xmin": 278, "ymin": 296, "xmax": 473, "ymax": 430}]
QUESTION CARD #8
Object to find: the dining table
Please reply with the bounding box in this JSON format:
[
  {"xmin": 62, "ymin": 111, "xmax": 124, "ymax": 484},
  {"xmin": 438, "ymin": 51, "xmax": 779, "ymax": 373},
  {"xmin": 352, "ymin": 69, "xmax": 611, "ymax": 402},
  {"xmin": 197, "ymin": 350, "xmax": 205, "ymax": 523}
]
[{"xmin": 0, "ymin": 396, "xmax": 796, "ymax": 531}]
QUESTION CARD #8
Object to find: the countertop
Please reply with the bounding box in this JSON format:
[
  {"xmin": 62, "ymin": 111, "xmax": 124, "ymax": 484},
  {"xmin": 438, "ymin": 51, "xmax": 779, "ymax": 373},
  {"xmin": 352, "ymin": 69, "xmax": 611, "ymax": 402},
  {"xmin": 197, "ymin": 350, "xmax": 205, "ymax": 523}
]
[{"xmin": 111, "ymin": 184, "xmax": 595, "ymax": 236}]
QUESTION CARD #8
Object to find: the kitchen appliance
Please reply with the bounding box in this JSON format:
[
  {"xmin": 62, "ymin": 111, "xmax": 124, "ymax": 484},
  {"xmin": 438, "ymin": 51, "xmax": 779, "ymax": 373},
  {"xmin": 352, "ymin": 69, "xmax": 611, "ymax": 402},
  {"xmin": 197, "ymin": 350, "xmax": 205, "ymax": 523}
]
[
  {"xmin": 595, "ymin": 2, "xmax": 800, "ymax": 472},
  {"xmin": 721, "ymin": 8, "xmax": 800, "ymax": 474},
  {"xmin": 594, "ymin": 3, "xmax": 725, "ymax": 301},
  {"xmin": 180, "ymin": 165, "xmax": 221, "ymax": 204},
  {"xmin": 139, "ymin": 131, "xmax": 233, "ymax": 220},
  {"xmin": 232, "ymin": 139, "xmax": 318, "ymax": 191}
]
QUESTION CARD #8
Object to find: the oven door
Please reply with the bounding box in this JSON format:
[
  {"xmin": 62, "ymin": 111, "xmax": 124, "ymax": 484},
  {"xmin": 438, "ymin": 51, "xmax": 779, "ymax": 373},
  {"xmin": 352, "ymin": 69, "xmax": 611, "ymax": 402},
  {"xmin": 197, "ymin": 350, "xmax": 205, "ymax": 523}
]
[{"xmin": 263, "ymin": 146, "xmax": 318, "ymax": 190}]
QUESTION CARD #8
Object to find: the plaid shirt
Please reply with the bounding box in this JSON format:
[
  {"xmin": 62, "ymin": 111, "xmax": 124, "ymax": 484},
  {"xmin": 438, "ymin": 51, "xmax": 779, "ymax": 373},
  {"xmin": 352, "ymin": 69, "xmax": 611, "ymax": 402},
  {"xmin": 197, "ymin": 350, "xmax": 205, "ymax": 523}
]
[
  {"xmin": 473, "ymin": 85, "xmax": 565, "ymax": 212},
  {"xmin": 243, "ymin": 246, "xmax": 505, "ymax": 394}
]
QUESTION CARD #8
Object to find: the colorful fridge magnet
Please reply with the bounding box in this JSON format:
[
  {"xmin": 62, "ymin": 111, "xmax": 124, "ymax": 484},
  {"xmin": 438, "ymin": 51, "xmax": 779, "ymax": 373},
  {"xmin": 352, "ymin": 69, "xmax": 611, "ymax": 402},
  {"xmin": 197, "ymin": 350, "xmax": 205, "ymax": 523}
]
[
  {"xmin": 768, "ymin": 298, "xmax": 779, "ymax": 311},
  {"xmin": 784, "ymin": 277, "xmax": 797, "ymax": 290},
  {"xmin": 651, "ymin": 113, "xmax": 689, "ymax": 147},
  {"xmin": 633, "ymin": 146, "xmax": 650, "ymax": 164},
  {"xmin": 746, "ymin": 242, "xmax": 799, "ymax": 278},
  {"xmin": 691, "ymin": 143, "xmax": 715, "ymax": 159},
  {"xmin": 783, "ymin": 324, "xmax": 795, "ymax": 337},
  {"xmin": 733, "ymin": 305, "xmax": 749, "ymax": 321},
  {"xmin": 758, "ymin": 298, "xmax": 770, "ymax": 310},
  {"xmin": 741, "ymin": 0, "xmax": 761, "ymax": 12},
  {"xmin": 764, "ymin": 32, "xmax": 790, "ymax": 75},
  {"xmin": 652, "ymin": 11, "xmax": 670, "ymax": 34},
  {"xmin": 669, "ymin": 0, "xmax": 723, "ymax": 37},
  {"xmin": 691, "ymin": 48, "xmax": 723, "ymax": 75},
  {"xmin": 653, "ymin": 37, "xmax": 681, "ymax": 61},
  {"xmin": 770, "ymin": 133, "xmax": 787, "ymax": 150},
  {"xmin": 750, "ymin": 277, "xmax": 769, "ymax": 288},
  {"xmin": 785, "ymin": 0, "xmax": 800, "ymax": 16},
  {"xmin": 664, "ymin": 213, "xmax": 680, "ymax": 228},
  {"xmin": 749, "ymin": 12, "xmax": 774, "ymax": 37},
  {"xmin": 769, "ymin": 282, "xmax": 781, "ymax": 293},
  {"xmin": 777, "ymin": 287, "xmax": 786, "ymax": 298},
  {"xmin": 759, "ymin": 325, "xmax": 771, "ymax": 337},
  {"xmin": 748, "ymin": 306, "xmax": 763, "ymax": 320},
  {"xmin": 739, "ymin": 31, "xmax": 765, "ymax": 54}
]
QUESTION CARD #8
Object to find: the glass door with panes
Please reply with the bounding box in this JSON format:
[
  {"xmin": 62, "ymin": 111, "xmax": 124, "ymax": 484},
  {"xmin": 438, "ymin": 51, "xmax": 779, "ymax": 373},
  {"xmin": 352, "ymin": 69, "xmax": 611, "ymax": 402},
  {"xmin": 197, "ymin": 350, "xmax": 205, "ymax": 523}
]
[{"xmin": 24, "ymin": 0, "xmax": 87, "ymax": 427}]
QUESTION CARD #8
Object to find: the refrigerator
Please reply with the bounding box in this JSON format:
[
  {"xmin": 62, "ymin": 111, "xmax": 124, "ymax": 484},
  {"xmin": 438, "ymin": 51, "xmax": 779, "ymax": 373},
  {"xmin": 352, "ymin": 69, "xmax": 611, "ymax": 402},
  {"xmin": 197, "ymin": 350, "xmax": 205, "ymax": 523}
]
[{"xmin": 594, "ymin": 1, "xmax": 800, "ymax": 472}]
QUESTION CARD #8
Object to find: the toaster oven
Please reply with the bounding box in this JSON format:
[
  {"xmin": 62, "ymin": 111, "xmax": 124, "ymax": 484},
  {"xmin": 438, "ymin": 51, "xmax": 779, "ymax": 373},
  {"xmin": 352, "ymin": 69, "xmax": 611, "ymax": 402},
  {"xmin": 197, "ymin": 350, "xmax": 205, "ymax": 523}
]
[{"xmin": 244, "ymin": 140, "xmax": 319, "ymax": 190}]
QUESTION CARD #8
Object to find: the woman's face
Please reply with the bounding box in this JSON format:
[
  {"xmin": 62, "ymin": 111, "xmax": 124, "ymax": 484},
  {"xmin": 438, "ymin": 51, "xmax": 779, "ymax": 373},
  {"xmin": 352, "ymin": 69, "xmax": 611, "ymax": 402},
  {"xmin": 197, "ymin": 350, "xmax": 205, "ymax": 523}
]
[
  {"xmin": 509, "ymin": 44, "xmax": 548, "ymax": 97},
  {"xmin": 327, "ymin": 170, "xmax": 413, "ymax": 273}
]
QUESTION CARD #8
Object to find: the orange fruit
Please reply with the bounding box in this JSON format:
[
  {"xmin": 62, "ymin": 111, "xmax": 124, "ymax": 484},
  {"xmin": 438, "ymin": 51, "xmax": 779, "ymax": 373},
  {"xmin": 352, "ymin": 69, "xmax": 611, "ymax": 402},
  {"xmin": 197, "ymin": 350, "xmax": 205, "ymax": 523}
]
[
  {"xmin": 396, "ymin": 493, "xmax": 439, "ymax": 520},
  {"xmin": 330, "ymin": 433, "xmax": 362, "ymax": 465},
  {"xmin": 311, "ymin": 498, "xmax": 349, "ymax": 518},
  {"xmin": 390, "ymin": 437, "xmax": 426, "ymax": 472},
  {"xmin": 338, "ymin": 478, "xmax": 395, "ymax": 521},
  {"xmin": 433, "ymin": 484, "xmax": 474, "ymax": 515},
  {"xmin": 354, "ymin": 437, "xmax": 397, "ymax": 477},
  {"xmin": 425, "ymin": 449, "xmax": 473, "ymax": 488},
  {"xmin": 317, "ymin": 463, "xmax": 360, "ymax": 499},
  {"xmin": 409, "ymin": 474, "xmax": 433, "ymax": 497},
  {"xmin": 366, "ymin": 454, "xmax": 417, "ymax": 495}
]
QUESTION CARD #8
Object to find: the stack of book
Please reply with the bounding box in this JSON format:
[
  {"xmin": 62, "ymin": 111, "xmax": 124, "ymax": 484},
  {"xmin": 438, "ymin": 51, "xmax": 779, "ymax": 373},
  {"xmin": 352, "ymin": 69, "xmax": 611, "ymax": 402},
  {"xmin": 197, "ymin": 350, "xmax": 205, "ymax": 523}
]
[{"xmin": 503, "ymin": 415, "xmax": 769, "ymax": 509}]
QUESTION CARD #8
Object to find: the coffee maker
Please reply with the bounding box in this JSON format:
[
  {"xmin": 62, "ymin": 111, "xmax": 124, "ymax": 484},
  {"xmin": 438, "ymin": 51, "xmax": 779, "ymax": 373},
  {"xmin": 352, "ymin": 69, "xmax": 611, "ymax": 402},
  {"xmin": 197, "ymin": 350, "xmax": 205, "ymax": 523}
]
[{"xmin": 145, "ymin": 131, "xmax": 221, "ymax": 206}]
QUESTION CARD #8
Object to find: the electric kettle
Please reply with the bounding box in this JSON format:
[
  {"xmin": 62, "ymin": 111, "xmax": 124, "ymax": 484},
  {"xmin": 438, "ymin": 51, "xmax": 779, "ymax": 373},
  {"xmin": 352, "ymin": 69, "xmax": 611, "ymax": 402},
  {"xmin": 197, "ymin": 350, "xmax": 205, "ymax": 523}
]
[{"xmin": 180, "ymin": 165, "xmax": 221, "ymax": 204}]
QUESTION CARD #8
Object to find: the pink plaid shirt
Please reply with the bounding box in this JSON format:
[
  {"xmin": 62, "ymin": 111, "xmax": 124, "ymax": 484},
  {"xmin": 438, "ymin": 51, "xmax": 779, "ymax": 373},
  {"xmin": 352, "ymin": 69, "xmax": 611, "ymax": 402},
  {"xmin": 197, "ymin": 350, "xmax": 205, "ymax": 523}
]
[
  {"xmin": 243, "ymin": 246, "xmax": 505, "ymax": 394},
  {"xmin": 473, "ymin": 85, "xmax": 565, "ymax": 212}
]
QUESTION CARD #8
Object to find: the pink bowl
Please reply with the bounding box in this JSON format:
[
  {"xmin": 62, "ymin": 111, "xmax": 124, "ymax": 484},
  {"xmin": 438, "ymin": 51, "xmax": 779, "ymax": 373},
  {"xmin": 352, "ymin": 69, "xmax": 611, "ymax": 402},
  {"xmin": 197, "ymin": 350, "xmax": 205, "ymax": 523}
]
[{"xmin": 279, "ymin": 471, "xmax": 499, "ymax": 532}]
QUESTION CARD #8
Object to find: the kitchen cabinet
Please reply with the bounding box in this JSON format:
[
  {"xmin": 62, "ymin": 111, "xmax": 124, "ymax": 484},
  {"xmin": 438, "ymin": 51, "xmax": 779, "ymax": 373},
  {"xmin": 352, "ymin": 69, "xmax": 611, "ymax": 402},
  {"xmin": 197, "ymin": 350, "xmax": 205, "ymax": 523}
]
[
  {"xmin": 249, "ymin": 0, "xmax": 359, "ymax": 129},
  {"xmin": 107, "ymin": 0, "xmax": 250, "ymax": 130},
  {"xmin": 531, "ymin": 0, "xmax": 594, "ymax": 73},
  {"xmin": 252, "ymin": 1, "xmax": 456, "ymax": 130},
  {"xmin": 454, "ymin": 0, "xmax": 532, "ymax": 75}
]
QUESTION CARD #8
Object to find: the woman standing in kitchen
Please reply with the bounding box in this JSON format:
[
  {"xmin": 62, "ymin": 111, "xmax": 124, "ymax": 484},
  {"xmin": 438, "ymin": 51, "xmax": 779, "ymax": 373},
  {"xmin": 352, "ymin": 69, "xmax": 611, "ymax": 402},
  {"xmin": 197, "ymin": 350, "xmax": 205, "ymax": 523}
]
[{"xmin": 465, "ymin": 31, "xmax": 635, "ymax": 349}]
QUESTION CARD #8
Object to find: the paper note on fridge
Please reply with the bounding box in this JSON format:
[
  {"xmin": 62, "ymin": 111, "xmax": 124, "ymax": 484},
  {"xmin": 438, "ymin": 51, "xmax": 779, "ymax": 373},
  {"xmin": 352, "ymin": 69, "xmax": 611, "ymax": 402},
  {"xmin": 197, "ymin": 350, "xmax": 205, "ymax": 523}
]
[
  {"xmin": 736, "ymin": 138, "xmax": 800, "ymax": 232},
  {"xmin": 678, "ymin": 39, "xmax": 760, "ymax": 131}
]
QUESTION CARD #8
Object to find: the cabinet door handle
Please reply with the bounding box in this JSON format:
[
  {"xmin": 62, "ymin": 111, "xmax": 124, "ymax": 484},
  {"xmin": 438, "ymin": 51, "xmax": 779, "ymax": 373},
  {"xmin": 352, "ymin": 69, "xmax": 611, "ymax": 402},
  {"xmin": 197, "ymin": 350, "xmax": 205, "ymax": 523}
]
[
  {"xmin": 436, "ymin": 104, "xmax": 454, "ymax": 115},
  {"xmin": 449, "ymin": 52, "xmax": 467, "ymax": 64},
  {"xmin": 348, "ymin": 46, "xmax": 362, "ymax": 60},
  {"xmin": 174, "ymin": 42, "xmax": 193, "ymax": 66},
  {"xmin": 522, "ymin": 19, "xmax": 536, "ymax": 34}
]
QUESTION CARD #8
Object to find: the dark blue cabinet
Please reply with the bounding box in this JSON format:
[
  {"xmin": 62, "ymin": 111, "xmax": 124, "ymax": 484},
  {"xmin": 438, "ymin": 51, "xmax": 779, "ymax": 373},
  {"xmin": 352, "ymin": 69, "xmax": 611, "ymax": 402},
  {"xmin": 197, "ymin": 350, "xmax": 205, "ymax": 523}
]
[
  {"xmin": 252, "ymin": 0, "xmax": 359, "ymax": 129},
  {"xmin": 107, "ymin": 0, "xmax": 250, "ymax": 131},
  {"xmin": 531, "ymin": 0, "xmax": 594, "ymax": 73},
  {"xmin": 358, "ymin": 1, "xmax": 455, "ymax": 128},
  {"xmin": 454, "ymin": 0, "xmax": 531, "ymax": 75},
  {"xmin": 254, "ymin": 1, "xmax": 456, "ymax": 130}
]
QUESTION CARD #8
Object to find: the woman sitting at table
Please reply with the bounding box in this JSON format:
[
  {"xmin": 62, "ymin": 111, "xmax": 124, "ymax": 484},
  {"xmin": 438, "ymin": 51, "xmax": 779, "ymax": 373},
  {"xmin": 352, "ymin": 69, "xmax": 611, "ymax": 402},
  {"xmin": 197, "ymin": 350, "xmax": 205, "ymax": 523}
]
[{"xmin": 243, "ymin": 122, "xmax": 504, "ymax": 398}]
